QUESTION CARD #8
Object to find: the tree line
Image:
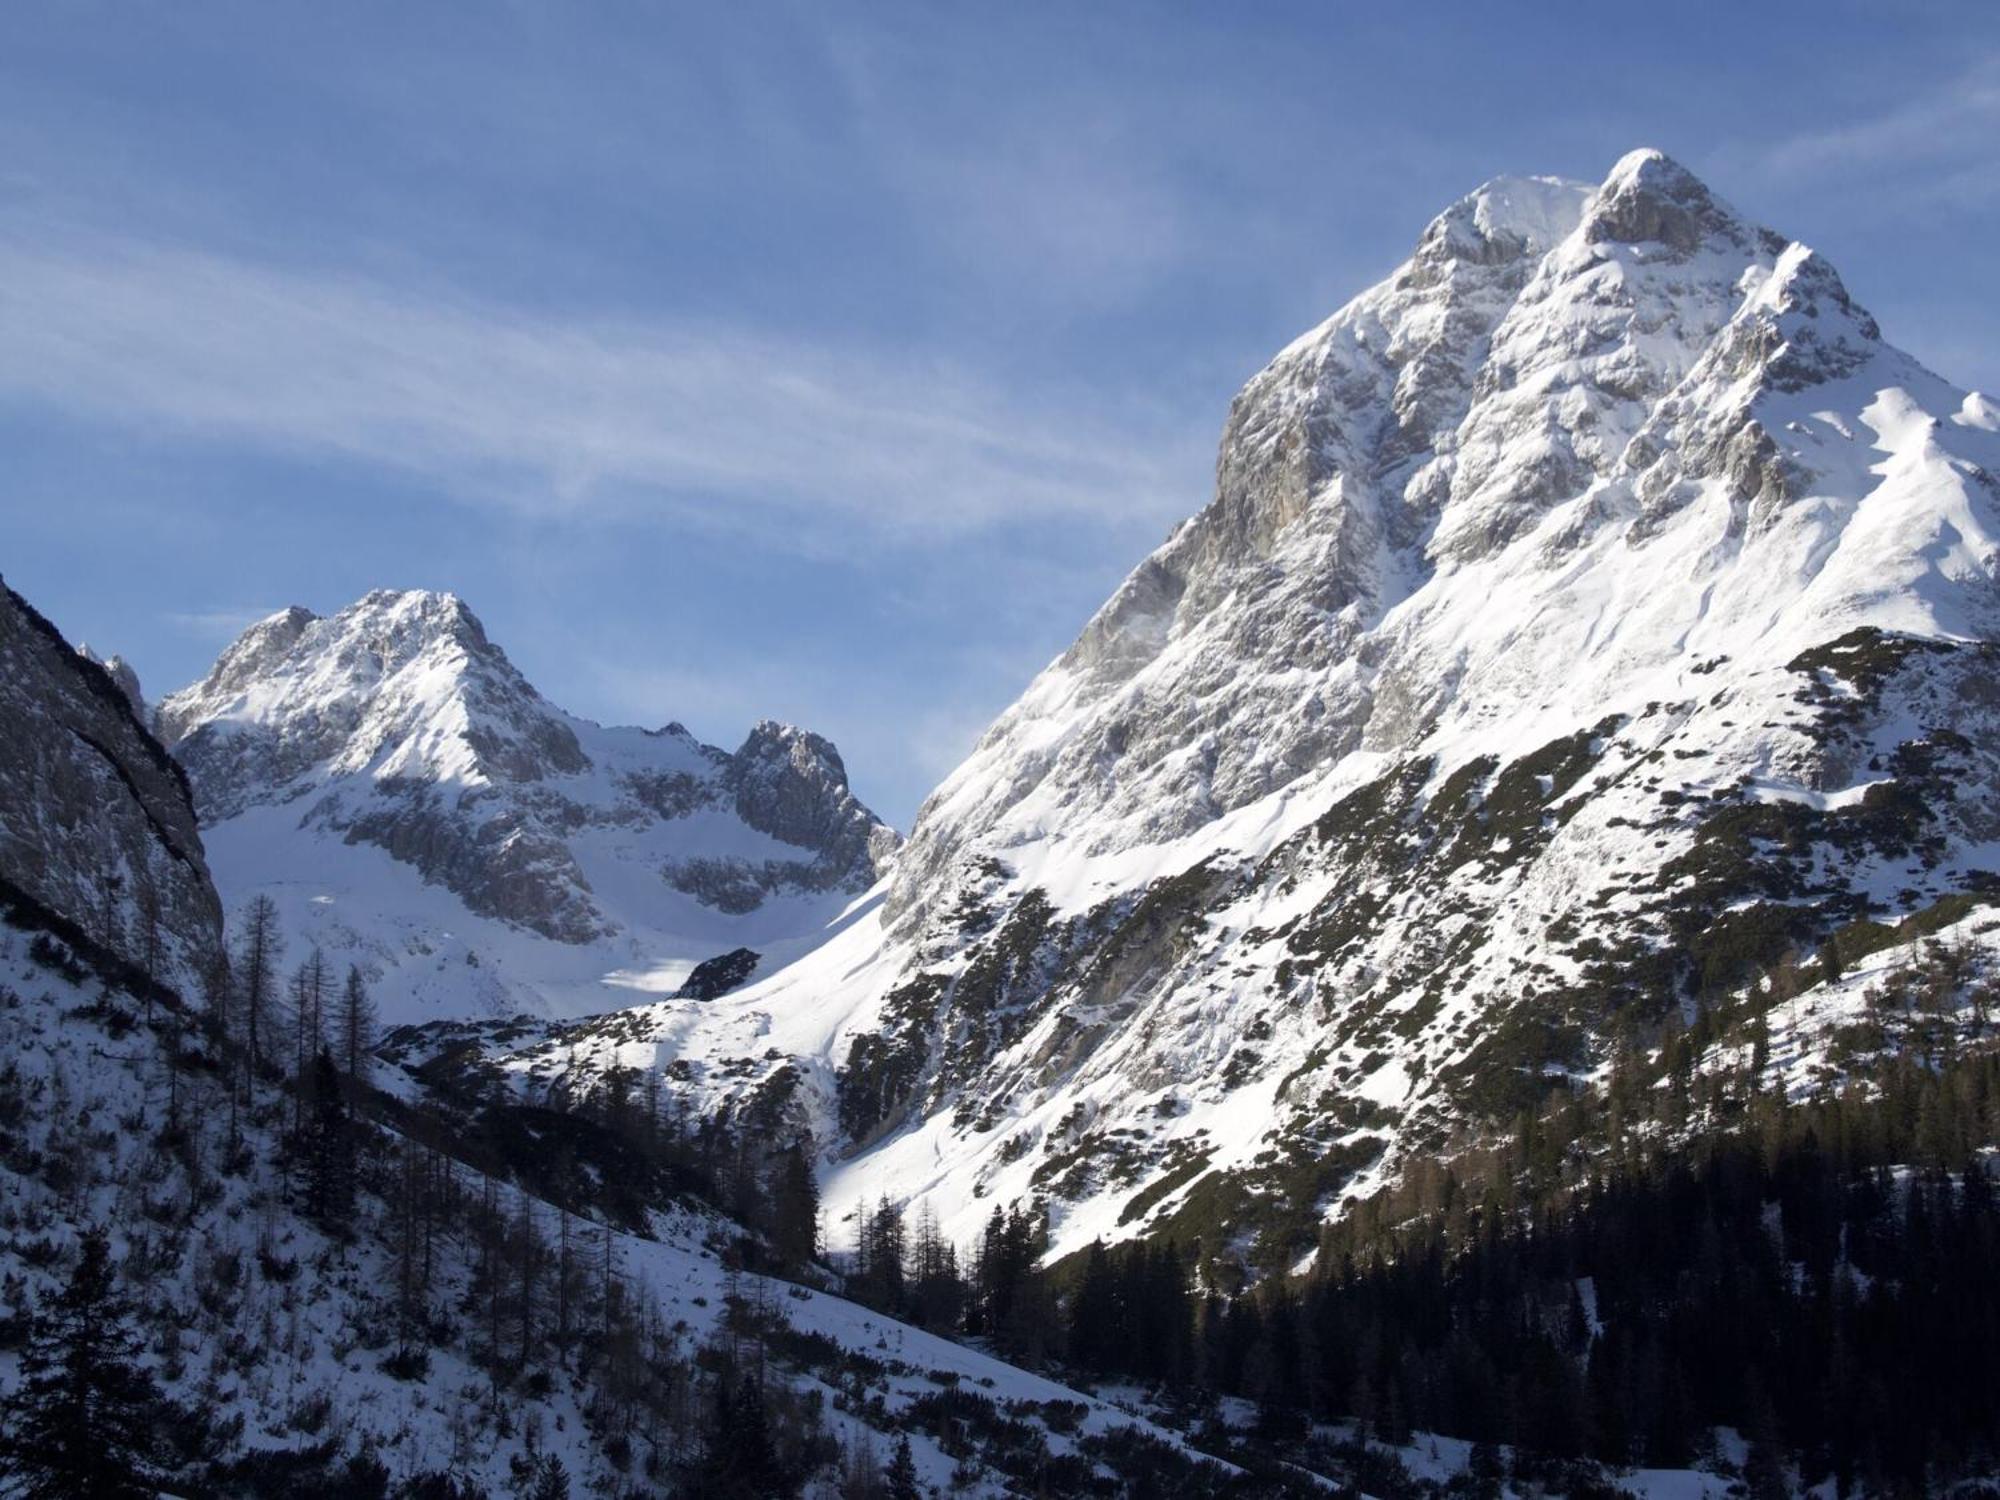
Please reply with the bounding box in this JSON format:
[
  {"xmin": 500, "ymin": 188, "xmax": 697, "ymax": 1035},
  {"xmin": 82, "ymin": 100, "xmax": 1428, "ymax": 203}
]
[
  {"xmin": 0, "ymin": 898, "xmax": 926, "ymax": 1498},
  {"xmin": 828, "ymin": 944, "xmax": 2000, "ymax": 1496}
]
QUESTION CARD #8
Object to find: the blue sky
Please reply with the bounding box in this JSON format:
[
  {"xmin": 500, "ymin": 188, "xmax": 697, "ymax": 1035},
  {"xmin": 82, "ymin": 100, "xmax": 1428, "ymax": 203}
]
[{"xmin": 4, "ymin": 2, "xmax": 1998, "ymax": 826}]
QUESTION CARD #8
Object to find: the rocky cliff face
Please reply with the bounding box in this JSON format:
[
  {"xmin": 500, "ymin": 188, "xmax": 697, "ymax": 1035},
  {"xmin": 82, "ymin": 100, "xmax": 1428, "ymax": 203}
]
[
  {"xmin": 510, "ymin": 150, "xmax": 2000, "ymax": 1272},
  {"xmin": 156, "ymin": 588, "xmax": 897, "ymax": 1020},
  {"xmin": 664, "ymin": 719, "xmax": 902, "ymax": 915},
  {"xmin": 0, "ymin": 578, "xmax": 222, "ymax": 989},
  {"xmin": 885, "ymin": 153, "xmax": 1846, "ymax": 908}
]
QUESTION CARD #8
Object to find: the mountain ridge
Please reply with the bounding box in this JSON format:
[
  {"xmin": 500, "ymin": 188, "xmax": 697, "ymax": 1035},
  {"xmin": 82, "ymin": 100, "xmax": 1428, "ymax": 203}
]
[
  {"xmin": 496, "ymin": 147, "xmax": 2000, "ymax": 1274},
  {"xmin": 156, "ymin": 586, "xmax": 900, "ymax": 1022}
]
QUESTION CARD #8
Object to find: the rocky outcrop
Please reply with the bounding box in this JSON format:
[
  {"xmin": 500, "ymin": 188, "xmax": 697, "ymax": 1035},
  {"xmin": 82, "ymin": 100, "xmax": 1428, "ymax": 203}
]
[
  {"xmin": 674, "ymin": 947, "xmax": 761, "ymax": 1000},
  {"xmin": 76, "ymin": 643, "xmax": 144, "ymax": 716},
  {"xmin": 659, "ymin": 722, "xmax": 900, "ymax": 912},
  {"xmin": 729, "ymin": 722, "xmax": 876, "ymax": 866},
  {"xmin": 0, "ymin": 579, "xmax": 223, "ymax": 990}
]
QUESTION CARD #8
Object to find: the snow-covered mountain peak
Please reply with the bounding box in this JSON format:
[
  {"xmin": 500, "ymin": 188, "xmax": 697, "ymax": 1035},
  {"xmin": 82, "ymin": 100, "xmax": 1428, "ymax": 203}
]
[
  {"xmin": 1577, "ymin": 146, "xmax": 1755, "ymax": 255},
  {"xmin": 335, "ymin": 586, "xmax": 496, "ymax": 659},
  {"xmin": 738, "ymin": 716, "xmax": 846, "ymax": 772},
  {"xmin": 1413, "ymin": 172, "xmax": 1590, "ymax": 269},
  {"xmin": 1429, "ymin": 152, "xmax": 1790, "ymax": 563},
  {"xmin": 156, "ymin": 588, "xmax": 898, "ymax": 1019},
  {"xmin": 888, "ymin": 154, "xmax": 1791, "ymax": 908},
  {"xmin": 731, "ymin": 719, "xmax": 861, "ymax": 835},
  {"xmin": 157, "ymin": 588, "xmax": 581, "ymax": 814},
  {"xmin": 882, "ymin": 148, "xmax": 1982, "ymax": 908},
  {"xmin": 157, "ymin": 604, "xmax": 318, "ymax": 736},
  {"xmin": 548, "ymin": 151, "xmax": 2000, "ymax": 1272},
  {"xmin": 1745, "ymin": 240, "xmax": 1881, "ymax": 377}
]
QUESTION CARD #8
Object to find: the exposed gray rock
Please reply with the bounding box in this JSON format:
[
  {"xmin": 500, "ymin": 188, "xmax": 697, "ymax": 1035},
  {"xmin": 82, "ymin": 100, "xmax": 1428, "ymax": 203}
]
[
  {"xmin": 725, "ymin": 720, "xmax": 896, "ymax": 886},
  {"xmin": 674, "ymin": 947, "xmax": 760, "ymax": 1000},
  {"xmin": 0, "ymin": 578, "xmax": 223, "ymax": 989},
  {"xmin": 76, "ymin": 643, "xmax": 144, "ymax": 717}
]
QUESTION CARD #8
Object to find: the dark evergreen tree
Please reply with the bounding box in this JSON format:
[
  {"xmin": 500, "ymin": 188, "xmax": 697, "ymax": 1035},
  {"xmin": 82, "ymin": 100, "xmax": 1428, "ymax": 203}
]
[
  {"xmin": 905, "ymin": 1204, "xmax": 964, "ymax": 1332},
  {"xmin": 687, "ymin": 1376, "xmax": 799, "ymax": 1499},
  {"xmin": 0, "ymin": 1228, "xmax": 179, "ymax": 1497},
  {"xmin": 525, "ymin": 1453, "xmax": 570, "ymax": 1500},
  {"xmin": 1067, "ymin": 1239, "xmax": 1119, "ymax": 1374},
  {"xmin": 855, "ymin": 1196, "xmax": 907, "ymax": 1313},
  {"xmin": 882, "ymin": 1435, "xmax": 922, "ymax": 1500},
  {"xmin": 303, "ymin": 1047, "xmax": 357, "ymax": 1230},
  {"xmin": 770, "ymin": 1143, "xmax": 819, "ymax": 1266},
  {"xmin": 336, "ymin": 964, "xmax": 378, "ymax": 1085},
  {"xmin": 235, "ymin": 893, "xmax": 282, "ymax": 1076},
  {"xmin": 289, "ymin": 949, "xmax": 330, "ymax": 1133}
]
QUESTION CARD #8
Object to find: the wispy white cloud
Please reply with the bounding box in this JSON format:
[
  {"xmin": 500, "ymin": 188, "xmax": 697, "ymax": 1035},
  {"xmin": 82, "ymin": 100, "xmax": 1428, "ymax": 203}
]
[
  {"xmin": 1737, "ymin": 58, "xmax": 2000, "ymax": 193},
  {"xmin": 163, "ymin": 606, "xmax": 285, "ymax": 641},
  {"xmin": 0, "ymin": 225, "xmax": 1201, "ymax": 546}
]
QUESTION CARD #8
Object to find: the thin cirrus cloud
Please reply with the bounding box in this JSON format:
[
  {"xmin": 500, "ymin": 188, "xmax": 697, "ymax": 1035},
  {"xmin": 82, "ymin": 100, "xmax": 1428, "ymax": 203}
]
[
  {"xmin": 163, "ymin": 607, "xmax": 287, "ymax": 643},
  {"xmin": 0, "ymin": 225, "xmax": 1194, "ymax": 547},
  {"xmin": 1736, "ymin": 58, "xmax": 2000, "ymax": 192}
]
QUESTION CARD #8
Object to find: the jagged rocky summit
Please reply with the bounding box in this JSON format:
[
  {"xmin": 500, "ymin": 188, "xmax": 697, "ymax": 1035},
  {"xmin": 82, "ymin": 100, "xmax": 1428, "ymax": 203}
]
[
  {"xmin": 506, "ymin": 149, "xmax": 2000, "ymax": 1274},
  {"xmin": 156, "ymin": 588, "xmax": 898, "ymax": 1021}
]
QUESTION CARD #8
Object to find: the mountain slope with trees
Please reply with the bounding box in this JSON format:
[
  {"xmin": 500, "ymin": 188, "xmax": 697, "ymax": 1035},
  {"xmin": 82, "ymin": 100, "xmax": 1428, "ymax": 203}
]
[
  {"xmin": 513, "ymin": 151, "xmax": 2000, "ymax": 1293},
  {"xmin": 0, "ymin": 577, "xmax": 1240, "ymax": 1498}
]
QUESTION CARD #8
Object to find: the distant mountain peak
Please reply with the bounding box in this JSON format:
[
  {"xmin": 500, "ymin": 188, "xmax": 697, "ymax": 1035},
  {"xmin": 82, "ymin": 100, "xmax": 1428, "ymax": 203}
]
[
  {"xmin": 155, "ymin": 588, "xmax": 898, "ymax": 1018},
  {"xmin": 157, "ymin": 589, "xmax": 580, "ymax": 803},
  {"xmin": 156, "ymin": 605, "xmax": 317, "ymax": 744},
  {"xmin": 346, "ymin": 587, "xmax": 498, "ymax": 653}
]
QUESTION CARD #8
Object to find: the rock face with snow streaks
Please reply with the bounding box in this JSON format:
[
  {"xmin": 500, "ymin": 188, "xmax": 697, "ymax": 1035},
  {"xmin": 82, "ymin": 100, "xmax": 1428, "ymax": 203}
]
[{"xmin": 0, "ymin": 578, "xmax": 223, "ymax": 990}]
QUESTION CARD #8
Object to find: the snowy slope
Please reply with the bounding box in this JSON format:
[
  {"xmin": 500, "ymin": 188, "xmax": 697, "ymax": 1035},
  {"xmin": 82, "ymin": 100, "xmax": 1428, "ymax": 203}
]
[
  {"xmin": 0, "ymin": 899, "xmax": 1234, "ymax": 1494},
  {"xmin": 506, "ymin": 150, "xmax": 2000, "ymax": 1271},
  {"xmin": 0, "ymin": 577, "xmax": 1226, "ymax": 1497},
  {"xmin": 157, "ymin": 589, "xmax": 899, "ymax": 1024}
]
